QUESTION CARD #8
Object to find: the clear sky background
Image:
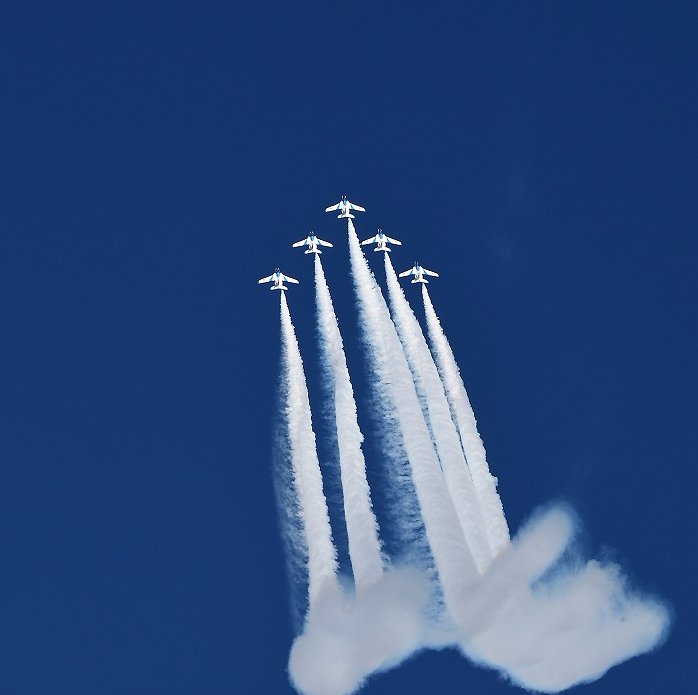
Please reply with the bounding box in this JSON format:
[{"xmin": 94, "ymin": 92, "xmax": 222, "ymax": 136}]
[{"xmin": 1, "ymin": 2, "xmax": 696, "ymax": 693}]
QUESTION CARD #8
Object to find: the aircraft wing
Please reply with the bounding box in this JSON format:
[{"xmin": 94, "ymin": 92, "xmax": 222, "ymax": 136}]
[
  {"xmin": 317, "ymin": 239, "xmax": 333, "ymax": 247},
  {"xmin": 385, "ymin": 236, "xmax": 402, "ymax": 245},
  {"xmin": 325, "ymin": 202, "xmax": 341, "ymax": 212},
  {"xmin": 292, "ymin": 239, "xmax": 308, "ymax": 248},
  {"xmin": 283, "ymin": 274, "xmax": 300, "ymax": 284},
  {"xmin": 423, "ymin": 268, "xmax": 439, "ymax": 277},
  {"xmin": 361, "ymin": 235, "xmax": 378, "ymax": 245},
  {"xmin": 258, "ymin": 274, "xmax": 274, "ymax": 283},
  {"xmin": 348, "ymin": 202, "xmax": 366, "ymax": 212},
  {"xmin": 398, "ymin": 268, "xmax": 413, "ymax": 277}
]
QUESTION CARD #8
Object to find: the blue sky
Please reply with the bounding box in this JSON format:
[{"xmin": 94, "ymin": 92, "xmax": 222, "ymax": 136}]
[{"xmin": 1, "ymin": 2, "xmax": 696, "ymax": 693}]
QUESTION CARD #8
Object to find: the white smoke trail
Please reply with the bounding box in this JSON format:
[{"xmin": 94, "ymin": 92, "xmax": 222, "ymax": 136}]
[
  {"xmin": 456, "ymin": 505, "xmax": 671, "ymax": 693},
  {"xmin": 289, "ymin": 504, "xmax": 670, "ymax": 695},
  {"xmin": 384, "ymin": 254, "xmax": 493, "ymax": 572},
  {"xmin": 313, "ymin": 254, "xmax": 384, "ymax": 591},
  {"xmin": 340, "ymin": 255, "xmax": 426, "ymax": 571},
  {"xmin": 422, "ymin": 285, "xmax": 510, "ymax": 555},
  {"xmin": 290, "ymin": 566, "xmax": 436, "ymax": 695},
  {"xmin": 346, "ymin": 219, "xmax": 480, "ymax": 614},
  {"xmin": 280, "ymin": 291, "xmax": 339, "ymax": 608}
]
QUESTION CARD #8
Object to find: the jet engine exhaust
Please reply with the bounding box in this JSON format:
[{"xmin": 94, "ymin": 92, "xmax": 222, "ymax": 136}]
[
  {"xmin": 313, "ymin": 254, "xmax": 383, "ymax": 591},
  {"xmin": 384, "ymin": 253, "xmax": 493, "ymax": 571},
  {"xmin": 279, "ymin": 291, "xmax": 339, "ymax": 609}
]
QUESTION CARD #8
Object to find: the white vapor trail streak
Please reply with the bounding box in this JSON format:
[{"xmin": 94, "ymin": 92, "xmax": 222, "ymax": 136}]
[
  {"xmin": 455, "ymin": 506, "xmax": 670, "ymax": 693},
  {"xmin": 313, "ymin": 254, "xmax": 384, "ymax": 590},
  {"xmin": 347, "ymin": 219, "xmax": 480, "ymax": 614},
  {"xmin": 422, "ymin": 285, "xmax": 510, "ymax": 555},
  {"xmin": 384, "ymin": 254, "xmax": 493, "ymax": 572},
  {"xmin": 280, "ymin": 291, "xmax": 339, "ymax": 608}
]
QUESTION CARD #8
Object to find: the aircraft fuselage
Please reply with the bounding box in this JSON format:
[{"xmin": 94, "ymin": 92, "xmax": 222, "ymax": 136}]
[
  {"xmin": 305, "ymin": 238, "xmax": 321, "ymax": 254},
  {"xmin": 338, "ymin": 202, "xmax": 355, "ymax": 219}
]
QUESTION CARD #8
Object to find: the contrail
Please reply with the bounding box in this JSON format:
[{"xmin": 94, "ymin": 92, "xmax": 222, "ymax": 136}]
[
  {"xmin": 455, "ymin": 505, "xmax": 670, "ymax": 693},
  {"xmin": 422, "ymin": 285, "xmax": 510, "ymax": 555},
  {"xmin": 280, "ymin": 291, "xmax": 339, "ymax": 609},
  {"xmin": 347, "ymin": 219, "xmax": 480, "ymax": 615},
  {"xmin": 384, "ymin": 254, "xmax": 493, "ymax": 571},
  {"xmin": 313, "ymin": 254, "xmax": 384, "ymax": 590}
]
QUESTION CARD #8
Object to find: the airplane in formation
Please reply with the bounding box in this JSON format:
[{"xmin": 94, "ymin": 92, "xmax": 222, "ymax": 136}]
[
  {"xmin": 361, "ymin": 229, "xmax": 402, "ymax": 253},
  {"xmin": 258, "ymin": 268, "xmax": 300, "ymax": 291},
  {"xmin": 399, "ymin": 262, "xmax": 439, "ymax": 284},
  {"xmin": 259, "ymin": 198, "xmax": 442, "ymax": 291},
  {"xmin": 292, "ymin": 232, "xmax": 333, "ymax": 255},
  {"xmin": 325, "ymin": 195, "xmax": 366, "ymax": 219}
]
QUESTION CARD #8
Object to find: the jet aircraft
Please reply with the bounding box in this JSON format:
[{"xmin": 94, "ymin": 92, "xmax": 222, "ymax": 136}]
[
  {"xmin": 361, "ymin": 229, "xmax": 402, "ymax": 252},
  {"xmin": 292, "ymin": 232, "xmax": 333, "ymax": 255},
  {"xmin": 325, "ymin": 195, "xmax": 366, "ymax": 219},
  {"xmin": 398, "ymin": 262, "xmax": 439, "ymax": 284},
  {"xmin": 258, "ymin": 268, "xmax": 300, "ymax": 291}
]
